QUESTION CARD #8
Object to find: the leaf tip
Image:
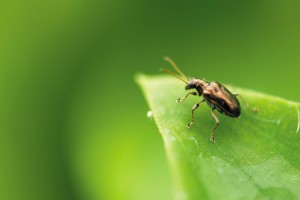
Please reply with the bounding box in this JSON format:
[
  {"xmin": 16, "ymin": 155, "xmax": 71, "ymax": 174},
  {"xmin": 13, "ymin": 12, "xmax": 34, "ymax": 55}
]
[{"xmin": 134, "ymin": 73, "xmax": 148, "ymax": 85}]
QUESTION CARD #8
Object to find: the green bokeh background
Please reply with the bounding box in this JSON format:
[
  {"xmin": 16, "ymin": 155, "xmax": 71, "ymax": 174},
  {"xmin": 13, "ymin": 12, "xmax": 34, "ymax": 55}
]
[{"xmin": 1, "ymin": 1, "xmax": 299, "ymax": 200}]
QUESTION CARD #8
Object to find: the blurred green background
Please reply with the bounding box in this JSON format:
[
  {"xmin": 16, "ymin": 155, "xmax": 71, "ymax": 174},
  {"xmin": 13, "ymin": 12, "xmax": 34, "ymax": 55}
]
[{"xmin": 1, "ymin": 1, "xmax": 300, "ymax": 200}]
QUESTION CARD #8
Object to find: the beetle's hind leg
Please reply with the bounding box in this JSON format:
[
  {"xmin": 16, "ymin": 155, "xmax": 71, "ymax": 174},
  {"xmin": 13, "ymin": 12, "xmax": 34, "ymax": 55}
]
[
  {"xmin": 187, "ymin": 99, "xmax": 205, "ymax": 128},
  {"xmin": 210, "ymin": 109, "xmax": 219, "ymax": 143},
  {"xmin": 234, "ymin": 93, "xmax": 258, "ymax": 112},
  {"xmin": 177, "ymin": 92, "xmax": 197, "ymax": 103}
]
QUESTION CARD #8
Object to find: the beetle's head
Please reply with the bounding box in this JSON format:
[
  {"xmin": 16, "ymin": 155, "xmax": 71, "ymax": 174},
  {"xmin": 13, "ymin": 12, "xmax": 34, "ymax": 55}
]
[
  {"xmin": 185, "ymin": 78, "xmax": 197, "ymax": 90},
  {"xmin": 161, "ymin": 56, "xmax": 207, "ymax": 92},
  {"xmin": 185, "ymin": 78, "xmax": 206, "ymax": 90}
]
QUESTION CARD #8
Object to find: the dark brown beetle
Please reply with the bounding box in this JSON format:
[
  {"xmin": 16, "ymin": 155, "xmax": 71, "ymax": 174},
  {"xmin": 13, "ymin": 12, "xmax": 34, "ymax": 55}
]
[{"xmin": 161, "ymin": 57, "xmax": 253, "ymax": 143}]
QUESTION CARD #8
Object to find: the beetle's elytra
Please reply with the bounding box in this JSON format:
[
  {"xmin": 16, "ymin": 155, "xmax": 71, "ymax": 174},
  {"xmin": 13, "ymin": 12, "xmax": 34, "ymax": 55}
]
[{"xmin": 161, "ymin": 57, "xmax": 252, "ymax": 143}]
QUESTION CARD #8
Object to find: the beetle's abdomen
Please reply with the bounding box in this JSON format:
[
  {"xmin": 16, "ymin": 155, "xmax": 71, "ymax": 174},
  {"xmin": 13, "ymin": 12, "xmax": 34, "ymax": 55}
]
[{"xmin": 203, "ymin": 82, "xmax": 241, "ymax": 117}]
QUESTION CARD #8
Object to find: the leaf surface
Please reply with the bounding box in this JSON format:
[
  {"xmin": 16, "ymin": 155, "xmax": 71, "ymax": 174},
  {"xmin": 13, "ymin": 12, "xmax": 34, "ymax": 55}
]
[{"xmin": 136, "ymin": 74, "xmax": 300, "ymax": 200}]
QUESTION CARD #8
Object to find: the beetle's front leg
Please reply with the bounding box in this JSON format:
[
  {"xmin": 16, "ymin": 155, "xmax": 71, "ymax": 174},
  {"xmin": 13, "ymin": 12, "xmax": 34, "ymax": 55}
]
[
  {"xmin": 234, "ymin": 93, "xmax": 258, "ymax": 112},
  {"xmin": 210, "ymin": 108, "xmax": 219, "ymax": 143},
  {"xmin": 177, "ymin": 92, "xmax": 197, "ymax": 103},
  {"xmin": 187, "ymin": 99, "xmax": 205, "ymax": 128}
]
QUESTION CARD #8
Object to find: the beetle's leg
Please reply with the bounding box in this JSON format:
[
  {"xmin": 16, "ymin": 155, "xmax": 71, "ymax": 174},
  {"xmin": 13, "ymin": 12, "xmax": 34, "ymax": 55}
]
[
  {"xmin": 210, "ymin": 109, "xmax": 219, "ymax": 143},
  {"xmin": 234, "ymin": 93, "xmax": 258, "ymax": 112},
  {"xmin": 187, "ymin": 99, "xmax": 205, "ymax": 128},
  {"xmin": 177, "ymin": 92, "xmax": 198, "ymax": 103}
]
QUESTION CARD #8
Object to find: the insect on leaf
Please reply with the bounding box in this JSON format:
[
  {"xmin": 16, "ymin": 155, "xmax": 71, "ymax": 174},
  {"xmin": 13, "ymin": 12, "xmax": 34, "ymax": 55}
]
[{"xmin": 136, "ymin": 74, "xmax": 300, "ymax": 200}]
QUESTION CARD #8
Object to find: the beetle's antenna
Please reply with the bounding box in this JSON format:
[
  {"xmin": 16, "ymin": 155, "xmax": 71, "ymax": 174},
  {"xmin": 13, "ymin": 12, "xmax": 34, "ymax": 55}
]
[
  {"xmin": 160, "ymin": 68, "xmax": 188, "ymax": 84},
  {"xmin": 164, "ymin": 56, "xmax": 188, "ymax": 80}
]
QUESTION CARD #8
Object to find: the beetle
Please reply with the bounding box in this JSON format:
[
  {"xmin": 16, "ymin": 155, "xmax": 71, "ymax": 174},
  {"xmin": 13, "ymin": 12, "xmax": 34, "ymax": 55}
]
[{"xmin": 161, "ymin": 56, "xmax": 254, "ymax": 143}]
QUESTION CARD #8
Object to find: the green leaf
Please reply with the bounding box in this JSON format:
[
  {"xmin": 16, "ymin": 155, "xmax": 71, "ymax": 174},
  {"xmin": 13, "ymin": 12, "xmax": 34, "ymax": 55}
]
[{"xmin": 136, "ymin": 74, "xmax": 300, "ymax": 200}]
